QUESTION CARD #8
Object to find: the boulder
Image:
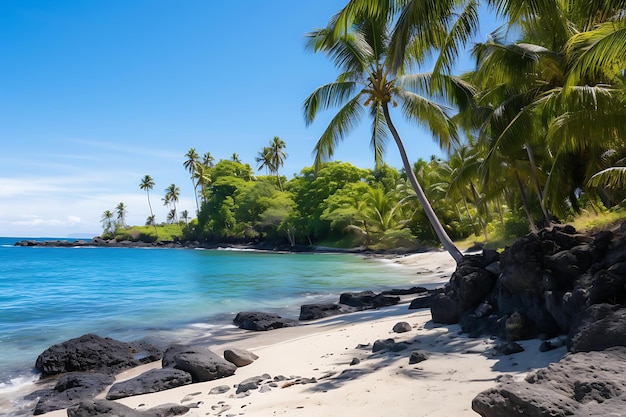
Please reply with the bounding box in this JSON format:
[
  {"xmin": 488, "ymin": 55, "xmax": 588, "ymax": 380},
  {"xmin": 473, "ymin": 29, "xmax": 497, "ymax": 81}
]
[
  {"xmin": 299, "ymin": 303, "xmax": 350, "ymax": 321},
  {"xmin": 236, "ymin": 373, "xmax": 271, "ymax": 394},
  {"xmin": 233, "ymin": 312, "xmax": 298, "ymax": 331},
  {"xmin": 162, "ymin": 344, "xmax": 236, "ymax": 382},
  {"xmin": 430, "ymin": 293, "xmax": 463, "ymax": 324},
  {"xmin": 35, "ymin": 334, "xmax": 162, "ymax": 377},
  {"xmin": 409, "ymin": 351, "xmax": 429, "ymax": 364},
  {"xmin": 568, "ymin": 304, "xmax": 626, "ymax": 352},
  {"xmin": 392, "ymin": 322, "xmax": 412, "ymax": 333},
  {"xmin": 67, "ymin": 399, "xmax": 189, "ymax": 417},
  {"xmin": 472, "ymin": 347, "xmax": 626, "ymax": 417},
  {"xmin": 339, "ymin": 291, "xmax": 400, "ymax": 308},
  {"xmin": 408, "ymin": 288, "xmax": 444, "ymax": 310},
  {"xmin": 106, "ymin": 368, "xmax": 192, "ymax": 400},
  {"xmin": 25, "ymin": 372, "xmax": 114, "ymax": 415},
  {"xmin": 224, "ymin": 348, "xmax": 259, "ymax": 367}
]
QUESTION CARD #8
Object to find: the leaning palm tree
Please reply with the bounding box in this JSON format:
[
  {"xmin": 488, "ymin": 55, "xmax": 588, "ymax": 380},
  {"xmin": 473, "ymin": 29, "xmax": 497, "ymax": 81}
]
[
  {"xmin": 184, "ymin": 148, "xmax": 201, "ymax": 214},
  {"xmin": 303, "ymin": 12, "xmax": 470, "ymax": 261},
  {"xmin": 140, "ymin": 174, "xmax": 158, "ymax": 239}
]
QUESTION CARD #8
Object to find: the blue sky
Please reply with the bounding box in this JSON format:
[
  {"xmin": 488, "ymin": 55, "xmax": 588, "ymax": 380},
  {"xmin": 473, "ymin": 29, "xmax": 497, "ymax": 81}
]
[{"xmin": 0, "ymin": 1, "xmax": 501, "ymax": 237}]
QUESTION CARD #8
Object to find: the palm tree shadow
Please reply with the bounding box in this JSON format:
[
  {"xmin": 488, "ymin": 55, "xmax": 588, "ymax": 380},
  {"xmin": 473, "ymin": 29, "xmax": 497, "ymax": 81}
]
[{"xmin": 302, "ymin": 313, "xmax": 568, "ymax": 393}]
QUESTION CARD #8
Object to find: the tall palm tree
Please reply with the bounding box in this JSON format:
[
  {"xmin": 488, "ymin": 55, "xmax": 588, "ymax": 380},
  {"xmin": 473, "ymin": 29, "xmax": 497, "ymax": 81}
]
[
  {"xmin": 115, "ymin": 202, "xmax": 127, "ymax": 228},
  {"xmin": 303, "ymin": 11, "xmax": 470, "ymax": 261},
  {"xmin": 269, "ymin": 136, "xmax": 287, "ymax": 191},
  {"xmin": 100, "ymin": 210, "xmax": 114, "ymax": 237},
  {"xmin": 184, "ymin": 148, "xmax": 201, "ymax": 214},
  {"xmin": 256, "ymin": 146, "xmax": 274, "ymax": 175},
  {"xmin": 203, "ymin": 151, "xmax": 215, "ymax": 167},
  {"xmin": 231, "ymin": 153, "xmax": 241, "ymax": 163},
  {"xmin": 164, "ymin": 184, "xmax": 180, "ymax": 223},
  {"xmin": 140, "ymin": 174, "xmax": 158, "ymax": 238}
]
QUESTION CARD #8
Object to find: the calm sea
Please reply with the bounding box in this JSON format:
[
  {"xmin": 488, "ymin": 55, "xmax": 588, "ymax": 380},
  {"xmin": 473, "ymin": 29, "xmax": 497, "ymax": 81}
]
[{"xmin": 0, "ymin": 237, "xmax": 437, "ymax": 414}]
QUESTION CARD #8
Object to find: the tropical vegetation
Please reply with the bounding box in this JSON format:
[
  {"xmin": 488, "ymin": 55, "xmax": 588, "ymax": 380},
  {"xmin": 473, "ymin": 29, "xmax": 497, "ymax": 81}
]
[{"xmin": 99, "ymin": 0, "xmax": 625, "ymax": 253}]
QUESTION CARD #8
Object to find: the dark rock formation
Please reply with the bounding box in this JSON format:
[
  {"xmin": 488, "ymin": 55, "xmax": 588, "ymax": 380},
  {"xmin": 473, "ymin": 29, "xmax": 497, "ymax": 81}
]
[
  {"xmin": 162, "ymin": 344, "xmax": 236, "ymax": 382},
  {"xmin": 472, "ymin": 347, "xmax": 626, "ymax": 417},
  {"xmin": 299, "ymin": 303, "xmax": 354, "ymax": 321},
  {"xmin": 409, "ymin": 351, "xmax": 428, "ymax": 364},
  {"xmin": 25, "ymin": 372, "xmax": 114, "ymax": 415},
  {"xmin": 236, "ymin": 373, "xmax": 271, "ymax": 394},
  {"xmin": 35, "ymin": 334, "xmax": 162, "ymax": 377},
  {"xmin": 392, "ymin": 322, "xmax": 412, "ymax": 333},
  {"xmin": 381, "ymin": 287, "xmax": 429, "ymax": 296},
  {"xmin": 568, "ymin": 304, "xmax": 626, "ymax": 352},
  {"xmin": 339, "ymin": 291, "xmax": 400, "ymax": 309},
  {"xmin": 223, "ymin": 348, "xmax": 259, "ymax": 367},
  {"xmin": 408, "ymin": 288, "xmax": 444, "ymax": 310},
  {"xmin": 106, "ymin": 368, "xmax": 192, "ymax": 400},
  {"xmin": 233, "ymin": 312, "xmax": 298, "ymax": 331},
  {"xmin": 433, "ymin": 222, "xmax": 626, "ymax": 344},
  {"xmin": 67, "ymin": 399, "xmax": 189, "ymax": 417}
]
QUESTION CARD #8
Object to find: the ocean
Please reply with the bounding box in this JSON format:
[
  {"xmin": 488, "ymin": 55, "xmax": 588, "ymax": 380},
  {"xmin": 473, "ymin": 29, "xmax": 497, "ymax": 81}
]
[{"xmin": 0, "ymin": 237, "xmax": 438, "ymax": 415}]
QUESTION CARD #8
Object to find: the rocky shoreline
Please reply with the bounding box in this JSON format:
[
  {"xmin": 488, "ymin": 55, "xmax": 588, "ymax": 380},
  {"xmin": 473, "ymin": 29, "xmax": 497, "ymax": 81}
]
[{"xmin": 14, "ymin": 221, "xmax": 626, "ymax": 416}]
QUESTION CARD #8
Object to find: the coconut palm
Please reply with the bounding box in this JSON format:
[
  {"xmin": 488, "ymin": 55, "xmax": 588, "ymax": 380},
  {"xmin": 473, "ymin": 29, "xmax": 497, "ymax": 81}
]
[
  {"xmin": 140, "ymin": 174, "xmax": 158, "ymax": 238},
  {"xmin": 269, "ymin": 136, "xmax": 287, "ymax": 191},
  {"xmin": 231, "ymin": 153, "xmax": 241, "ymax": 163},
  {"xmin": 303, "ymin": 11, "xmax": 471, "ymax": 261},
  {"xmin": 203, "ymin": 151, "xmax": 215, "ymax": 167},
  {"xmin": 115, "ymin": 202, "xmax": 127, "ymax": 228},
  {"xmin": 163, "ymin": 184, "xmax": 180, "ymax": 223},
  {"xmin": 255, "ymin": 146, "xmax": 273, "ymax": 174},
  {"xmin": 184, "ymin": 148, "xmax": 201, "ymax": 214},
  {"xmin": 100, "ymin": 210, "xmax": 114, "ymax": 237}
]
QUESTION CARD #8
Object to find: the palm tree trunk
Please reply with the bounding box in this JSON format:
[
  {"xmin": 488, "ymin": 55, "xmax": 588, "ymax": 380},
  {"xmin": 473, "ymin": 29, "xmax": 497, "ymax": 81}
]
[
  {"xmin": 525, "ymin": 142, "xmax": 550, "ymax": 225},
  {"xmin": 146, "ymin": 191, "xmax": 159, "ymax": 239},
  {"xmin": 382, "ymin": 103, "xmax": 463, "ymax": 262},
  {"xmin": 515, "ymin": 171, "xmax": 539, "ymax": 234}
]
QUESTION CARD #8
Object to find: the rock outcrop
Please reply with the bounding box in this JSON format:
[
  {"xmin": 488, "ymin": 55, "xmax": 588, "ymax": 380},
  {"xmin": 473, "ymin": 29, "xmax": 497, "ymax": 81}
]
[
  {"xmin": 25, "ymin": 372, "xmax": 114, "ymax": 415},
  {"xmin": 162, "ymin": 344, "xmax": 237, "ymax": 382},
  {"xmin": 35, "ymin": 334, "xmax": 162, "ymax": 377},
  {"xmin": 233, "ymin": 312, "xmax": 298, "ymax": 331},
  {"xmin": 67, "ymin": 400, "xmax": 189, "ymax": 417},
  {"xmin": 106, "ymin": 368, "xmax": 192, "ymax": 400},
  {"xmin": 472, "ymin": 347, "xmax": 626, "ymax": 417}
]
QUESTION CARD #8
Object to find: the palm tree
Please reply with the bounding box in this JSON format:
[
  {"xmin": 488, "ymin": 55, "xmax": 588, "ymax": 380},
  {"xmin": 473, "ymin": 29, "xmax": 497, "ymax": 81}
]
[
  {"xmin": 255, "ymin": 146, "xmax": 274, "ymax": 175},
  {"xmin": 164, "ymin": 184, "xmax": 180, "ymax": 223},
  {"xmin": 115, "ymin": 202, "xmax": 127, "ymax": 229},
  {"xmin": 184, "ymin": 148, "xmax": 201, "ymax": 214},
  {"xmin": 100, "ymin": 210, "xmax": 114, "ymax": 237},
  {"xmin": 269, "ymin": 136, "xmax": 287, "ymax": 191},
  {"xmin": 140, "ymin": 174, "xmax": 158, "ymax": 238},
  {"xmin": 193, "ymin": 164, "xmax": 212, "ymax": 205},
  {"xmin": 181, "ymin": 209, "xmax": 190, "ymax": 225},
  {"xmin": 231, "ymin": 153, "xmax": 241, "ymax": 163},
  {"xmin": 146, "ymin": 215, "xmax": 156, "ymax": 226},
  {"xmin": 303, "ymin": 11, "xmax": 469, "ymax": 261},
  {"xmin": 203, "ymin": 151, "xmax": 215, "ymax": 167}
]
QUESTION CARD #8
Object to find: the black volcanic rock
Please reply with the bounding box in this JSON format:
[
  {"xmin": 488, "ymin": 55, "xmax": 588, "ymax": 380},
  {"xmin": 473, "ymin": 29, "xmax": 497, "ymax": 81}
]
[
  {"xmin": 35, "ymin": 334, "xmax": 162, "ymax": 377},
  {"xmin": 233, "ymin": 312, "xmax": 298, "ymax": 331},
  {"xmin": 106, "ymin": 368, "xmax": 192, "ymax": 400},
  {"xmin": 162, "ymin": 344, "xmax": 236, "ymax": 382}
]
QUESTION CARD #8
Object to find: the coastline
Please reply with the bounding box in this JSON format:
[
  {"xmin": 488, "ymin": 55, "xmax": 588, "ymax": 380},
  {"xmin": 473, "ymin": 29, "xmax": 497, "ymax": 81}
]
[
  {"xmin": 1, "ymin": 248, "xmax": 461, "ymax": 416},
  {"xmin": 37, "ymin": 304, "xmax": 567, "ymax": 417}
]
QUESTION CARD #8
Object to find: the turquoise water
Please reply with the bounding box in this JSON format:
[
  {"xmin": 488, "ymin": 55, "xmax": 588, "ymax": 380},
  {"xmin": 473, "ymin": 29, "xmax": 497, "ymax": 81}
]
[{"xmin": 0, "ymin": 237, "xmax": 431, "ymax": 393}]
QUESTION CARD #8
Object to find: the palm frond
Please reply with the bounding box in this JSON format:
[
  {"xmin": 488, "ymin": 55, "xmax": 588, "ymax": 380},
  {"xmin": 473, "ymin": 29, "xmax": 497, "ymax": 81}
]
[
  {"xmin": 303, "ymin": 81, "xmax": 359, "ymax": 125},
  {"xmin": 432, "ymin": 0, "xmax": 480, "ymax": 76},
  {"xmin": 588, "ymin": 167, "xmax": 626, "ymax": 189},
  {"xmin": 565, "ymin": 20, "xmax": 626, "ymax": 88},
  {"xmin": 312, "ymin": 95, "xmax": 365, "ymax": 172},
  {"xmin": 396, "ymin": 89, "xmax": 457, "ymax": 152},
  {"xmin": 370, "ymin": 103, "xmax": 390, "ymax": 168}
]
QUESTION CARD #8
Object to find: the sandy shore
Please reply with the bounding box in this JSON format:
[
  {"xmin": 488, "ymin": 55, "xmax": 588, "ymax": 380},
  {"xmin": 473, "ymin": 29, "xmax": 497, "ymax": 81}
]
[{"xmin": 34, "ymin": 251, "xmax": 566, "ymax": 417}]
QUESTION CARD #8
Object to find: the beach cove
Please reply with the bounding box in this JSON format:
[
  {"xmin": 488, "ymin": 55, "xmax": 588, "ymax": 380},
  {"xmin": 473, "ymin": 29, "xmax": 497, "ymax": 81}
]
[{"xmin": 0, "ymin": 239, "xmax": 458, "ymax": 416}]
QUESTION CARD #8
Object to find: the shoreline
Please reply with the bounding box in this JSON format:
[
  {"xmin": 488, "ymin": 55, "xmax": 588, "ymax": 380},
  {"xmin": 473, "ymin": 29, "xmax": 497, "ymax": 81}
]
[
  {"xmin": 1, "ymin": 250, "xmax": 458, "ymax": 416},
  {"xmin": 37, "ymin": 305, "xmax": 568, "ymax": 417}
]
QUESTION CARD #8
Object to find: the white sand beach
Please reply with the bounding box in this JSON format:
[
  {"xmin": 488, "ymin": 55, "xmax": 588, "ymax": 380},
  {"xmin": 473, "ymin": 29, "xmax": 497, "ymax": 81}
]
[{"xmin": 36, "ymin": 251, "xmax": 566, "ymax": 417}]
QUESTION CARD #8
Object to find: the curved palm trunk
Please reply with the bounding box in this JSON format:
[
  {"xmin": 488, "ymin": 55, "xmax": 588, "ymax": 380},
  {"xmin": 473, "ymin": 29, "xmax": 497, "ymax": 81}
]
[
  {"xmin": 515, "ymin": 171, "xmax": 539, "ymax": 234},
  {"xmin": 382, "ymin": 103, "xmax": 463, "ymax": 263},
  {"xmin": 524, "ymin": 142, "xmax": 550, "ymax": 225},
  {"xmin": 146, "ymin": 191, "xmax": 159, "ymax": 239}
]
